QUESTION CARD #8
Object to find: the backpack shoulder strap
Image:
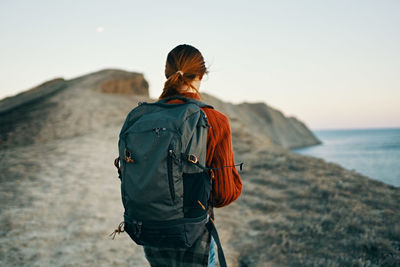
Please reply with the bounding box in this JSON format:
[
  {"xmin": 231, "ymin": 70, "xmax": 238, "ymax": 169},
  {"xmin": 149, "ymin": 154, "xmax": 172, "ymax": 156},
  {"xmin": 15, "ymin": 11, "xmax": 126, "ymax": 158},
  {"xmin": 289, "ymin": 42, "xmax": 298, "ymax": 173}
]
[
  {"xmin": 156, "ymin": 95, "xmax": 214, "ymax": 109},
  {"xmin": 206, "ymin": 219, "xmax": 227, "ymax": 267}
]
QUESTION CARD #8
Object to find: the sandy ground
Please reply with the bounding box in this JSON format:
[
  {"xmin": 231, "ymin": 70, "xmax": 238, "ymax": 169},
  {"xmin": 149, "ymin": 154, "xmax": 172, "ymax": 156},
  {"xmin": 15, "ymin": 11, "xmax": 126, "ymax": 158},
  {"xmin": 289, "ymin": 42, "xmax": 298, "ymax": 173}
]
[{"xmin": 0, "ymin": 126, "xmax": 149, "ymax": 266}]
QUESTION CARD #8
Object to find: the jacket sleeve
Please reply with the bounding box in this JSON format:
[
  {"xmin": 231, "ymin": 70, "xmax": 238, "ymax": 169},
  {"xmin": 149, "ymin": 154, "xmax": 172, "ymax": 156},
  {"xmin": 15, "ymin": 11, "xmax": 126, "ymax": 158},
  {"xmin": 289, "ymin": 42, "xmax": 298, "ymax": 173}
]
[{"xmin": 204, "ymin": 109, "xmax": 243, "ymax": 208}]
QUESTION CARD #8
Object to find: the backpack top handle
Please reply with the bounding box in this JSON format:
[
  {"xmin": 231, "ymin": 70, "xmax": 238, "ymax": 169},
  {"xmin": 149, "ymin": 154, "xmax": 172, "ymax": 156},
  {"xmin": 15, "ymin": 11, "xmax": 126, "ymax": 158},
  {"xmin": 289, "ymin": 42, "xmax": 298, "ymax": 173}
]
[{"xmin": 156, "ymin": 95, "xmax": 214, "ymax": 109}]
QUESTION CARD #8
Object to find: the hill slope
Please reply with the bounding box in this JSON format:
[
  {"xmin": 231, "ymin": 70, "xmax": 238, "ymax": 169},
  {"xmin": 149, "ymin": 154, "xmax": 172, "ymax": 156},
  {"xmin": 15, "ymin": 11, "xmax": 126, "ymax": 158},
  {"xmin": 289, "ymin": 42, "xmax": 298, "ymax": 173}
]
[
  {"xmin": 200, "ymin": 93, "xmax": 321, "ymax": 150},
  {"xmin": 0, "ymin": 68, "xmax": 319, "ymax": 150},
  {"xmin": 0, "ymin": 69, "xmax": 149, "ymax": 149}
]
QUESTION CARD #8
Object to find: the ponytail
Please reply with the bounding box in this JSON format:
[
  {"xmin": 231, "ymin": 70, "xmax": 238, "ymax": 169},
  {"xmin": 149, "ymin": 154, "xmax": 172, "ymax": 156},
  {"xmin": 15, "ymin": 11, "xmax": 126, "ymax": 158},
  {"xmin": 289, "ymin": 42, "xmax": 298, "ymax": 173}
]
[{"xmin": 159, "ymin": 44, "xmax": 208, "ymax": 99}]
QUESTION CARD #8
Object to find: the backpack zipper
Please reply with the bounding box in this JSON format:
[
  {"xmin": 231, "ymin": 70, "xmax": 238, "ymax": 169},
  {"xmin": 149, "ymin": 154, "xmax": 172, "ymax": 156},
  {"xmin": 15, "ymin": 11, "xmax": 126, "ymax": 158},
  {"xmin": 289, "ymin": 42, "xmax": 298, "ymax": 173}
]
[
  {"xmin": 153, "ymin": 127, "xmax": 166, "ymax": 137},
  {"xmin": 167, "ymin": 145, "xmax": 176, "ymax": 202},
  {"xmin": 124, "ymin": 127, "xmax": 181, "ymax": 136}
]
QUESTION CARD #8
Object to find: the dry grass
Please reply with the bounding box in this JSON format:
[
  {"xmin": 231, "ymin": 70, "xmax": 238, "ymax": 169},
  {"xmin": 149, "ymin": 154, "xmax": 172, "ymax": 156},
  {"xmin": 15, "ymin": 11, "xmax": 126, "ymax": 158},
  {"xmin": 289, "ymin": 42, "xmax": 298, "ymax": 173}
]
[{"xmin": 216, "ymin": 148, "xmax": 400, "ymax": 267}]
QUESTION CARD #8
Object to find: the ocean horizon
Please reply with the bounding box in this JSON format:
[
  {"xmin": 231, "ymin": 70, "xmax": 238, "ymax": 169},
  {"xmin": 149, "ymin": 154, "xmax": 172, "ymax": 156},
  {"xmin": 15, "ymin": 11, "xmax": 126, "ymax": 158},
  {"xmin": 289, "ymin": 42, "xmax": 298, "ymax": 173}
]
[{"xmin": 291, "ymin": 127, "xmax": 400, "ymax": 188}]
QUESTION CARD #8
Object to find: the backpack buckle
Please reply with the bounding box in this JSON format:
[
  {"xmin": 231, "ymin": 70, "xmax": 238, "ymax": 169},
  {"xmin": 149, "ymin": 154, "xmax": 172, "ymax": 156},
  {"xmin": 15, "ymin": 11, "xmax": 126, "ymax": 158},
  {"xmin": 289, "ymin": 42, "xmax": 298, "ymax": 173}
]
[
  {"xmin": 124, "ymin": 149, "xmax": 134, "ymax": 163},
  {"xmin": 114, "ymin": 157, "xmax": 122, "ymax": 179},
  {"xmin": 187, "ymin": 154, "xmax": 198, "ymax": 164}
]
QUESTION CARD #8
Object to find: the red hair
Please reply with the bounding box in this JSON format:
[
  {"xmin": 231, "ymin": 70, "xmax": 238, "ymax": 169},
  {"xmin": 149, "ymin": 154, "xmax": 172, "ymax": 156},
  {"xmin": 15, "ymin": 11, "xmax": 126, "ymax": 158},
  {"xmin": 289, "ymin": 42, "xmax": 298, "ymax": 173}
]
[{"xmin": 159, "ymin": 44, "xmax": 209, "ymax": 99}]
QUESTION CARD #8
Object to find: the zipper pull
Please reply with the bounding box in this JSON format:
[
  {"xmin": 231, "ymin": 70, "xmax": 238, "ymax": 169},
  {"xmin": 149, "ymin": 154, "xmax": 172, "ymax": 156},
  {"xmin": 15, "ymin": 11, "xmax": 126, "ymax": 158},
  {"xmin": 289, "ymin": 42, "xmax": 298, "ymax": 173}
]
[
  {"xmin": 168, "ymin": 149, "xmax": 177, "ymax": 159},
  {"xmin": 153, "ymin": 127, "xmax": 167, "ymax": 137},
  {"xmin": 153, "ymin": 127, "xmax": 160, "ymax": 136},
  {"xmin": 168, "ymin": 144, "xmax": 177, "ymax": 160}
]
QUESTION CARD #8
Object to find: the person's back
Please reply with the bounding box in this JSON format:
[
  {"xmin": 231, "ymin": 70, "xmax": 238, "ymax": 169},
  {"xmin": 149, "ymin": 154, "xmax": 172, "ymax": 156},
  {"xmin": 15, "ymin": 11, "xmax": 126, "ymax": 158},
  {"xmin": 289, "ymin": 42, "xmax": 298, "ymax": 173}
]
[{"xmin": 142, "ymin": 44, "xmax": 243, "ymax": 266}]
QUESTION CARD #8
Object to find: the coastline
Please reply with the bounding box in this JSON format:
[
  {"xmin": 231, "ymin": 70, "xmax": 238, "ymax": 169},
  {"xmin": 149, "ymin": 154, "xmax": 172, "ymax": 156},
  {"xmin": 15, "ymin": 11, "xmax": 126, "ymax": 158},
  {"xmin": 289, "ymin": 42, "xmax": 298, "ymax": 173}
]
[{"xmin": 291, "ymin": 127, "xmax": 400, "ymax": 188}]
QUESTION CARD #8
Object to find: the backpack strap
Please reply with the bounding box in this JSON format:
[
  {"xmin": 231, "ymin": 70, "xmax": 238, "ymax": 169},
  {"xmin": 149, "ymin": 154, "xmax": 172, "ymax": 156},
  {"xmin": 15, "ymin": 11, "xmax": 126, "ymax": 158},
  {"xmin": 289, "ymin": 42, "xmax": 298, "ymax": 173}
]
[
  {"xmin": 184, "ymin": 153, "xmax": 244, "ymax": 171},
  {"xmin": 156, "ymin": 95, "xmax": 214, "ymax": 109},
  {"xmin": 206, "ymin": 217, "xmax": 227, "ymax": 267},
  {"xmin": 157, "ymin": 95, "xmax": 226, "ymax": 267}
]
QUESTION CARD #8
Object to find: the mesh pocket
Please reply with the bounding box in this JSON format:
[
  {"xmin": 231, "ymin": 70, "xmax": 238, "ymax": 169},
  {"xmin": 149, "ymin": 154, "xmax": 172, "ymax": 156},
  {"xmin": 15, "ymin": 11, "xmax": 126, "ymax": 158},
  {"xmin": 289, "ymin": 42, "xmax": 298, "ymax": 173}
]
[{"xmin": 183, "ymin": 171, "xmax": 211, "ymax": 218}]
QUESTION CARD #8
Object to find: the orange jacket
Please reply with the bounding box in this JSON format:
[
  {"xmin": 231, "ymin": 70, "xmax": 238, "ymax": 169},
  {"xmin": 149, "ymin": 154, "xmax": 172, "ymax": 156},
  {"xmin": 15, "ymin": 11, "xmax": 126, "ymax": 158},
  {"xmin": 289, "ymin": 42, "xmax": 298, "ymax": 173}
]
[{"xmin": 163, "ymin": 92, "xmax": 242, "ymax": 208}]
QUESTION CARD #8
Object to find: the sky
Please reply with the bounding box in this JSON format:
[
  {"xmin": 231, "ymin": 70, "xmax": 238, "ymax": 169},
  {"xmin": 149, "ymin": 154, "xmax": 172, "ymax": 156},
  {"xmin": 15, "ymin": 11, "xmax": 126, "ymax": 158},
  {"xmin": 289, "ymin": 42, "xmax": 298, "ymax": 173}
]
[{"xmin": 0, "ymin": 0, "xmax": 399, "ymax": 130}]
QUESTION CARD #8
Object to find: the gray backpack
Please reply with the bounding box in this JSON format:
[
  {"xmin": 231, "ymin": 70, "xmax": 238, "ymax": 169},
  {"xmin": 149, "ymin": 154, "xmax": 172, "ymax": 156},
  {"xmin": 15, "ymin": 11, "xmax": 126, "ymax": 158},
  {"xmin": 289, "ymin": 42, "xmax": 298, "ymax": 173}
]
[{"xmin": 113, "ymin": 95, "xmax": 230, "ymax": 266}]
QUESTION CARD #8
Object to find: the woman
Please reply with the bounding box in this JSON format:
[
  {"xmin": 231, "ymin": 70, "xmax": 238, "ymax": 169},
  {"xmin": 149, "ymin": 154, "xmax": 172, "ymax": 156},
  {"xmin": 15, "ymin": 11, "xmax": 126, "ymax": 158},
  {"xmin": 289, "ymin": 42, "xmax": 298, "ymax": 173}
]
[{"xmin": 143, "ymin": 44, "xmax": 242, "ymax": 267}]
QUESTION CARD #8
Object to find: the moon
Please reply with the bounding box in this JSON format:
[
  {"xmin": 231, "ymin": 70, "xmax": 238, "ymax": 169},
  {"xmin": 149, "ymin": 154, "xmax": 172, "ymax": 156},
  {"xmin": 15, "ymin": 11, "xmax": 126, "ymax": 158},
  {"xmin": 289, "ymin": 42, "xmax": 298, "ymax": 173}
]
[{"xmin": 96, "ymin": 26, "xmax": 104, "ymax": 33}]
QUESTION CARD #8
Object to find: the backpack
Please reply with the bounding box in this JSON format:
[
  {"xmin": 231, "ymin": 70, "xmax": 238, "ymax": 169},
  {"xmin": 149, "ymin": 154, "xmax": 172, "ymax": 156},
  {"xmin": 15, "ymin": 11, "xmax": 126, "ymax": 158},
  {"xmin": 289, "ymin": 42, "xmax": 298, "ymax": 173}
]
[{"xmin": 112, "ymin": 95, "xmax": 236, "ymax": 267}]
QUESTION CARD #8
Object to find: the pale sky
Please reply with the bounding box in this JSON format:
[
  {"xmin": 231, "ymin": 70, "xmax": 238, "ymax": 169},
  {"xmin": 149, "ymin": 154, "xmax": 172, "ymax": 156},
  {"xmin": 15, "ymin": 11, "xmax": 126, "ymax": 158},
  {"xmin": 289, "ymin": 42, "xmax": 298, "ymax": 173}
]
[{"xmin": 0, "ymin": 0, "xmax": 399, "ymax": 130}]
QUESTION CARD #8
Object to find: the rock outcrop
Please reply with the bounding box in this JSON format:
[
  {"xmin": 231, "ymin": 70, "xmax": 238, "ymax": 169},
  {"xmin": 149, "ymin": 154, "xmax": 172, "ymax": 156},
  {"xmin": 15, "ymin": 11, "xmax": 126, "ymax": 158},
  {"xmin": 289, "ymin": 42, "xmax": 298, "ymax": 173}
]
[{"xmin": 98, "ymin": 71, "xmax": 149, "ymax": 95}]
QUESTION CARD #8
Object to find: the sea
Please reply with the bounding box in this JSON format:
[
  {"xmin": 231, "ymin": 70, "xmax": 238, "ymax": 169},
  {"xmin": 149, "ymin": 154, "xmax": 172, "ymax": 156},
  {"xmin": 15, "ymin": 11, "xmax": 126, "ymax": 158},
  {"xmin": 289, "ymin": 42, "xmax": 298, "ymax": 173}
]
[{"xmin": 291, "ymin": 127, "xmax": 400, "ymax": 188}]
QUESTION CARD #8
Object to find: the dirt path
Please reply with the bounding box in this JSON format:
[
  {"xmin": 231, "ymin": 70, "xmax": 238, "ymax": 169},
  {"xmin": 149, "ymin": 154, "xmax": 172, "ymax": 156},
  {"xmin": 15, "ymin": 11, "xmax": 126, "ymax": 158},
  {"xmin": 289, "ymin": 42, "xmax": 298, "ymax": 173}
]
[{"xmin": 0, "ymin": 126, "xmax": 148, "ymax": 266}]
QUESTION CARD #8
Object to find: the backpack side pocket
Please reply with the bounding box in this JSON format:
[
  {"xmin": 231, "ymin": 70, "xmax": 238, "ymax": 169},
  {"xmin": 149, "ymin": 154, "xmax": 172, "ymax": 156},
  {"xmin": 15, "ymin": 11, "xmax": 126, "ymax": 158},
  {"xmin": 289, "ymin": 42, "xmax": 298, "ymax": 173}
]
[{"xmin": 182, "ymin": 171, "xmax": 211, "ymax": 218}]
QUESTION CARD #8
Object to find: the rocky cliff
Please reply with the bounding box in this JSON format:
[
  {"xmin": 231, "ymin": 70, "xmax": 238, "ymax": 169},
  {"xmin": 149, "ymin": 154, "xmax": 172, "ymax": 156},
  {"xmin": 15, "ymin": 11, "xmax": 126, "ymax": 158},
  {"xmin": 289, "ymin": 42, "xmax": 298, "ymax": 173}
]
[{"xmin": 200, "ymin": 93, "xmax": 321, "ymax": 150}]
